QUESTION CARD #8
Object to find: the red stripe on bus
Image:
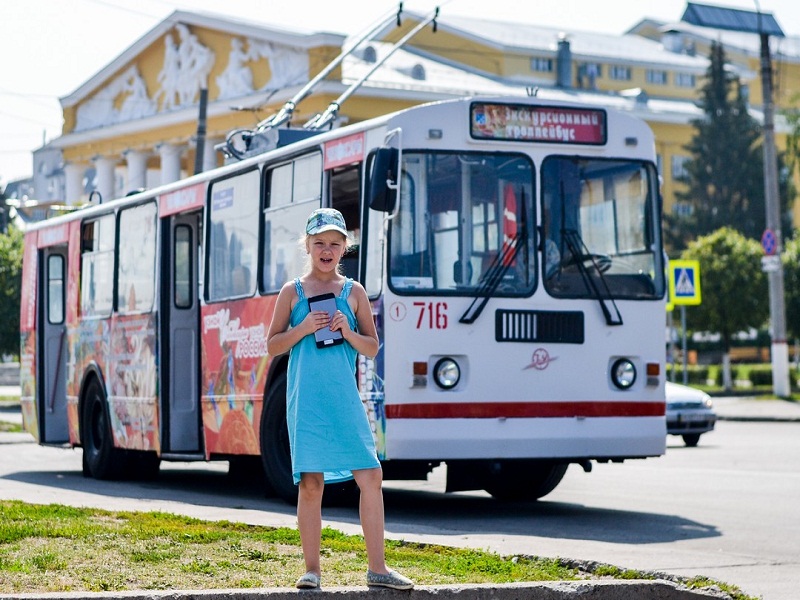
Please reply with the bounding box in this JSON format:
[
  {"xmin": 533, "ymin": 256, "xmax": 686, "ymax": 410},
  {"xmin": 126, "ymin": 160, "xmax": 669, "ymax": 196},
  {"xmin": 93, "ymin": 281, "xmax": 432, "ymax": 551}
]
[{"xmin": 385, "ymin": 402, "xmax": 665, "ymax": 419}]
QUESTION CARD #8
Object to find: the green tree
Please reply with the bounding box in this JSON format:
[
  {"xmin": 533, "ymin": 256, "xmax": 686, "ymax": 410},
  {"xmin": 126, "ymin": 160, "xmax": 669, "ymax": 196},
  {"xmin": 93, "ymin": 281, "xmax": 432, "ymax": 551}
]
[
  {"xmin": 667, "ymin": 41, "xmax": 794, "ymax": 251},
  {"xmin": 0, "ymin": 225, "xmax": 24, "ymax": 358},
  {"xmin": 681, "ymin": 227, "xmax": 767, "ymax": 388},
  {"xmin": 782, "ymin": 234, "xmax": 800, "ymax": 342}
]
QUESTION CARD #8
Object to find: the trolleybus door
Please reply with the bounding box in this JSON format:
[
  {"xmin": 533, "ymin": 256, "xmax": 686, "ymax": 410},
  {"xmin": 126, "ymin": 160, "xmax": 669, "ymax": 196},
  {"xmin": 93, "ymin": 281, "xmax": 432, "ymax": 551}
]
[
  {"xmin": 160, "ymin": 212, "xmax": 201, "ymax": 453},
  {"xmin": 38, "ymin": 247, "xmax": 69, "ymax": 443}
]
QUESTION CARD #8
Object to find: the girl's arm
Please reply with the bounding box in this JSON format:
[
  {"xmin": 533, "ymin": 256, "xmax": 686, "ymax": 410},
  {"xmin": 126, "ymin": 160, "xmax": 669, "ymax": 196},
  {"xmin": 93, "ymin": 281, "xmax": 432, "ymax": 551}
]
[{"xmin": 334, "ymin": 282, "xmax": 379, "ymax": 358}]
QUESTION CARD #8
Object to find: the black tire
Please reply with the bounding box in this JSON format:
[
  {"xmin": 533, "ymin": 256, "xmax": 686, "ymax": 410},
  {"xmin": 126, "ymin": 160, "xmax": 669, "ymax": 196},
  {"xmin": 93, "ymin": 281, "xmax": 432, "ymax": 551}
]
[
  {"xmin": 260, "ymin": 372, "xmax": 298, "ymax": 504},
  {"xmin": 682, "ymin": 433, "xmax": 701, "ymax": 447},
  {"xmin": 81, "ymin": 378, "xmax": 125, "ymax": 480},
  {"xmin": 484, "ymin": 461, "xmax": 569, "ymax": 501},
  {"xmin": 127, "ymin": 450, "xmax": 161, "ymax": 480},
  {"xmin": 228, "ymin": 455, "xmax": 264, "ymax": 484}
]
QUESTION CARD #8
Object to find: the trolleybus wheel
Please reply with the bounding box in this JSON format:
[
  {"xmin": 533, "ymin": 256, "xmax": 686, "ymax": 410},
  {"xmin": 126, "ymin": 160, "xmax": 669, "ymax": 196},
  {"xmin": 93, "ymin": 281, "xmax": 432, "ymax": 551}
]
[
  {"xmin": 128, "ymin": 450, "xmax": 161, "ymax": 479},
  {"xmin": 81, "ymin": 378, "xmax": 125, "ymax": 480},
  {"xmin": 259, "ymin": 371, "xmax": 359, "ymax": 506},
  {"xmin": 484, "ymin": 461, "xmax": 568, "ymax": 501},
  {"xmin": 260, "ymin": 372, "xmax": 298, "ymax": 504}
]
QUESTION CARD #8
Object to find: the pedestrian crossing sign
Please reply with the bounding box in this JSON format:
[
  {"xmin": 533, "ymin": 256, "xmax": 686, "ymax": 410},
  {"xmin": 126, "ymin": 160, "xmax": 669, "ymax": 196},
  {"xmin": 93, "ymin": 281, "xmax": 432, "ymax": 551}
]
[{"xmin": 669, "ymin": 260, "xmax": 702, "ymax": 305}]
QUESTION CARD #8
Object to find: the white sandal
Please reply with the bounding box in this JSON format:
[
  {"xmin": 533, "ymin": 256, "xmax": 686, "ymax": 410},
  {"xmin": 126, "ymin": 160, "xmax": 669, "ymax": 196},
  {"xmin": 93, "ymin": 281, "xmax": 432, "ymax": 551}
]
[{"xmin": 295, "ymin": 571, "xmax": 321, "ymax": 589}]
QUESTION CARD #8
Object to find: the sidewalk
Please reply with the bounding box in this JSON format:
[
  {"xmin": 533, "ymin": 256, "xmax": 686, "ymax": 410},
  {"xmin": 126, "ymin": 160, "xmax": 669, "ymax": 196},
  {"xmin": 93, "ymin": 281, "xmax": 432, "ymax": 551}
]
[
  {"xmin": 712, "ymin": 395, "xmax": 800, "ymax": 422},
  {"xmin": 3, "ymin": 388, "xmax": 800, "ymax": 424}
]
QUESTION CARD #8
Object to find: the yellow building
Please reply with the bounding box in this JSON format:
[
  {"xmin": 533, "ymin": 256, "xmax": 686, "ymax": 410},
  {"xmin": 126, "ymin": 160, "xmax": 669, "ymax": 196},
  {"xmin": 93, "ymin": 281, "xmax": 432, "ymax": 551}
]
[{"xmin": 31, "ymin": 3, "xmax": 800, "ymax": 226}]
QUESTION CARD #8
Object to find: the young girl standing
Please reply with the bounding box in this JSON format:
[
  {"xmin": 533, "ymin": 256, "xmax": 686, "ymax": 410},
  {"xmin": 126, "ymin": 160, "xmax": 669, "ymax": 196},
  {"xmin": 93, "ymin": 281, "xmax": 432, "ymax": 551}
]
[{"xmin": 266, "ymin": 208, "xmax": 414, "ymax": 591}]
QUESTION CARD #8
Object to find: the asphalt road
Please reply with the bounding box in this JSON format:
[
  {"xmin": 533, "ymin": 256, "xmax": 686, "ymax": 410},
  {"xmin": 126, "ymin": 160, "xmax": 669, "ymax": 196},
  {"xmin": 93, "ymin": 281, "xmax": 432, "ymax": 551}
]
[{"xmin": 1, "ymin": 414, "xmax": 798, "ymax": 600}]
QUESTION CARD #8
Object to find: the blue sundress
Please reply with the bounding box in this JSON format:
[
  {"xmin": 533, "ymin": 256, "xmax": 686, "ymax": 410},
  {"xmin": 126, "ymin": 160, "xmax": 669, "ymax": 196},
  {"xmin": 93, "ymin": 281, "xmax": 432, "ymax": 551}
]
[{"xmin": 286, "ymin": 277, "xmax": 380, "ymax": 485}]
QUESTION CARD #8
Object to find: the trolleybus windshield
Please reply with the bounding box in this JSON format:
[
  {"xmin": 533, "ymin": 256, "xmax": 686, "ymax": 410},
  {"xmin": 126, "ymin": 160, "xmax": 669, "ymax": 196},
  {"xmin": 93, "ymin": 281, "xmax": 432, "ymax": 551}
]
[{"xmin": 388, "ymin": 151, "xmax": 535, "ymax": 295}]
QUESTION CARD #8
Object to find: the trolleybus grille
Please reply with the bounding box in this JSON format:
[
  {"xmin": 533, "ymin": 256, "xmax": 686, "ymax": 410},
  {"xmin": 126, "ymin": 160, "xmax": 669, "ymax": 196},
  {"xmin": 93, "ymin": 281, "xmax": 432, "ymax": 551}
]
[{"xmin": 495, "ymin": 309, "xmax": 584, "ymax": 344}]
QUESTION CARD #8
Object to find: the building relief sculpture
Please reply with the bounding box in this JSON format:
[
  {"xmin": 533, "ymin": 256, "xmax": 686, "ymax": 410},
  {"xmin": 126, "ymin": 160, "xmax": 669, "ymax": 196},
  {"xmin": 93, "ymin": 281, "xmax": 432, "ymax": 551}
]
[
  {"xmin": 216, "ymin": 37, "xmax": 308, "ymax": 100},
  {"xmin": 157, "ymin": 24, "xmax": 215, "ymax": 111},
  {"xmin": 75, "ymin": 65, "xmax": 156, "ymax": 132},
  {"xmin": 73, "ymin": 25, "xmax": 307, "ymax": 132}
]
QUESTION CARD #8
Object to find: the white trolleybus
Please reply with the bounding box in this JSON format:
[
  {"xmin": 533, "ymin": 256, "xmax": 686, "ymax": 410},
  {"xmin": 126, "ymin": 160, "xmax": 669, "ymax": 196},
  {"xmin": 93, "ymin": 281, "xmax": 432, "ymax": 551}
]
[{"xmin": 20, "ymin": 95, "xmax": 667, "ymax": 502}]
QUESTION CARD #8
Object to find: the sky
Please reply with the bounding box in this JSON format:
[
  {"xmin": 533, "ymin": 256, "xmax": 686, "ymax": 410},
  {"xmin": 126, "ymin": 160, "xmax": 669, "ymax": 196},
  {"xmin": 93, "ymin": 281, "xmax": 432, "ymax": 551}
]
[{"xmin": 2, "ymin": 0, "xmax": 800, "ymax": 186}]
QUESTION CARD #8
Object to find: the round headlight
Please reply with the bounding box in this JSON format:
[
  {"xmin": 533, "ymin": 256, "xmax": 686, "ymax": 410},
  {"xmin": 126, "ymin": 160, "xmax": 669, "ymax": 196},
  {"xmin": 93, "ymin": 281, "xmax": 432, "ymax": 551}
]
[
  {"xmin": 611, "ymin": 358, "xmax": 636, "ymax": 390},
  {"xmin": 433, "ymin": 357, "xmax": 461, "ymax": 389}
]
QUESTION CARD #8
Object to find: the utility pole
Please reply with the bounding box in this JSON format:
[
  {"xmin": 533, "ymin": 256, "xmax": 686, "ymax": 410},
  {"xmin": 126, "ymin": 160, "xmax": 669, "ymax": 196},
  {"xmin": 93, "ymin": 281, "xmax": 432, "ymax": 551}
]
[
  {"xmin": 682, "ymin": 2, "xmax": 790, "ymax": 395},
  {"xmin": 759, "ymin": 26, "xmax": 791, "ymax": 396}
]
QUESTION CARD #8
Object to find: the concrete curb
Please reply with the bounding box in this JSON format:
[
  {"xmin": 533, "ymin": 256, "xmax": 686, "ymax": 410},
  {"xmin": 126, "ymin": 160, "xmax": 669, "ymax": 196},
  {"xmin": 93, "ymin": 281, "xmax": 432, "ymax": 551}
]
[
  {"xmin": 717, "ymin": 414, "xmax": 800, "ymax": 423},
  {"xmin": 0, "ymin": 580, "xmax": 729, "ymax": 600}
]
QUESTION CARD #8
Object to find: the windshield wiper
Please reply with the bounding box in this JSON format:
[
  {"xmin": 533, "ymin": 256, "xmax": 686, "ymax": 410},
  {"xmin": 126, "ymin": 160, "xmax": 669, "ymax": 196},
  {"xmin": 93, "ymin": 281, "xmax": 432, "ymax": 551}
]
[
  {"xmin": 459, "ymin": 188, "xmax": 528, "ymax": 324},
  {"xmin": 562, "ymin": 229, "xmax": 623, "ymax": 326}
]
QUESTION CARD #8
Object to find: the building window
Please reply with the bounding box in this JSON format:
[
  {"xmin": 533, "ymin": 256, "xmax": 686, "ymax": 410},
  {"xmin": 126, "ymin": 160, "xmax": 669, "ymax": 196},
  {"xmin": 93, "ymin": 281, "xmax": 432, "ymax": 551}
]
[
  {"xmin": 578, "ymin": 63, "xmax": 602, "ymax": 89},
  {"xmin": 646, "ymin": 69, "xmax": 668, "ymax": 85},
  {"xmin": 531, "ymin": 57, "xmax": 553, "ymax": 72},
  {"xmin": 671, "ymin": 155, "xmax": 690, "ymax": 182},
  {"xmin": 672, "ymin": 202, "xmax": 694, "ymax": 217},
  {"xmin": 609, "ymin": 65, "xmax": 631, "ymax": 81},
  {"xmin": 675, "ymin": 72, "xmax": 696, "ymax": 87}
]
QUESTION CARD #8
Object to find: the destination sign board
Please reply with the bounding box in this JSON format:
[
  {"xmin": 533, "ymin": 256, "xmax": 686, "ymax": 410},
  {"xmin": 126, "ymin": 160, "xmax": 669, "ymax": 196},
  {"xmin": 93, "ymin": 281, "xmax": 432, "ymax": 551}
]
[{"xmin": 470, "ymin": 102, "xmax": 607, "ymax": 145}]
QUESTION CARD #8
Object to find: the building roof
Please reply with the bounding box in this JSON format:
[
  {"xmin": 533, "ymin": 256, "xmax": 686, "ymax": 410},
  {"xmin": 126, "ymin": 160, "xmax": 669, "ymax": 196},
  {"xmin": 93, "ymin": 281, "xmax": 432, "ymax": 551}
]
[
  {"xmin": 434, "ymin": 14, "xmax": 709, "ymax": 71},
  {"xmin": 342, "ymin": 41, "xmax": 704, "ymax": 127}
]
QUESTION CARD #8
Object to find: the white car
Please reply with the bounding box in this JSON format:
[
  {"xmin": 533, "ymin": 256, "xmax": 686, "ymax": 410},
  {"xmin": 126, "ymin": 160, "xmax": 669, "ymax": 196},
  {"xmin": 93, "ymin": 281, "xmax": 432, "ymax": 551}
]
[{"xmin": 665, "ymin": 381, "xmax": 717, "ymax": 447}]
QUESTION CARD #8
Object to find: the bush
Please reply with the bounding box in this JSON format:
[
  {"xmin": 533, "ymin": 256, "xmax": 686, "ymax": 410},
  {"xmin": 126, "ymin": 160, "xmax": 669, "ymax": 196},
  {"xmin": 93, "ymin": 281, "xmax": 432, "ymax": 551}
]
[
  {"xmin": 748, "ymin": 365, "xmax": 773, "ymax": 386},
  {"xmin": 666, "ymin": 365, "xmax": 714, "ymax": 385}
]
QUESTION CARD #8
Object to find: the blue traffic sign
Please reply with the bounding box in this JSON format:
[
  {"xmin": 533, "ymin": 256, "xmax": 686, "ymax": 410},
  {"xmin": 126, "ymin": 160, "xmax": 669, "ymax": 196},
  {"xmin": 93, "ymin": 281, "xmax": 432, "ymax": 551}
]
[
  {"xmin": 761, "ymin": 229, "xmax": 777, "ymax": 256},
  {"xmin": 668, "ymin": 260, "xmax": 702, "ymax": 305}
]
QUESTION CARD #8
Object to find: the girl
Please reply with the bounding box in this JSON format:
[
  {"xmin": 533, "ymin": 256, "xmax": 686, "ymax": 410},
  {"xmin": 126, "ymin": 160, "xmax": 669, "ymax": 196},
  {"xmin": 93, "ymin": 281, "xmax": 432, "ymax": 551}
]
[{"xmin": 266, "ymin": 208, "xmax": 414, "ymax": 591}]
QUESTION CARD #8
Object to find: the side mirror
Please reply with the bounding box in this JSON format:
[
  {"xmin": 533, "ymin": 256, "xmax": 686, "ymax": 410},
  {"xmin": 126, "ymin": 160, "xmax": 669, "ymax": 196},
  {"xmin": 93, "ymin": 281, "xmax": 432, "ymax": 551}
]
[{"xmin": 368, "ymin": 148, "xmax": 399, "ymax": 212}]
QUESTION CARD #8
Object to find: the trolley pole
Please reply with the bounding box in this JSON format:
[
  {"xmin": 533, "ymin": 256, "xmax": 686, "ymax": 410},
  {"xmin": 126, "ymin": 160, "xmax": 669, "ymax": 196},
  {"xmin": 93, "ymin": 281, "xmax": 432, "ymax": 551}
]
[{"xmin": 759, "ymin": 31, "xmax": 791, "ymax": 396}]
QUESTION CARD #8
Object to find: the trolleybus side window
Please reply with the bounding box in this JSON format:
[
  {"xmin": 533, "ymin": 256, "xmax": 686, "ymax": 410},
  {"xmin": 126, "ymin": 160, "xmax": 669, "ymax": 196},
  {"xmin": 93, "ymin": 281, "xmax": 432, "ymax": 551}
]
[
  {"xmin": 47, "ymin": 254, "xmax": 65, "ymax": 325},
  {"xmin": 262, "ymin": 152, "xmax": 323, "ymax": 293},
  {"xmin": 117, "ymin": 202, "xmax": 157, "ymax": 314},
  {"xmin": 207, "ymin": 169, "xmax": 260, "ymax": 301},
  {"xmin": 362, "ymin": 151, "xmax": 386, "ymax": 298},
  {"xmin": 330, "ymin": 163, "xmax": 361, "ymax": 281},
  {"xmin": 541, "ymin": 156, "xmax": 664, "ymax": 299},
  {"xmin": 174, "ymin": 225, "xmax": 193, "ymax": 309},
  {"xmin": 80, "ymin": 214, "xmax": 115, "ymax": 318},
  {"xmin": 388, "ymin": 151, "xmax": 534, "ymax": 295}
]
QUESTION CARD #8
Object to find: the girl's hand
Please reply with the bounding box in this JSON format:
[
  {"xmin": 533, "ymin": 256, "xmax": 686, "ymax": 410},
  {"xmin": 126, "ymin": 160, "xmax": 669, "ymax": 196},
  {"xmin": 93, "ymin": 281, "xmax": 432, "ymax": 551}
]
[
  {"xmin": 302, "ymin": 310, "xmax": 333, "ymax": 336},
  {"xmin": 329, "ymin": 310, "xmax": 353, "ymax": 338}
]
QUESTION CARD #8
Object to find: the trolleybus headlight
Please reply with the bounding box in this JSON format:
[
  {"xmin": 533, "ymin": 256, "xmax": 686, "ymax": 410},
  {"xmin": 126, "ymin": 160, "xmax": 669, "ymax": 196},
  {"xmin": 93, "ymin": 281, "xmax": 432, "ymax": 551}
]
[
  {"xmin": 611, "ymin": 358, "xmax": 637, "ymax": 390},
  {"xmin": 433, "ymin": 357, "xmax": 460, "ymax": 390}
]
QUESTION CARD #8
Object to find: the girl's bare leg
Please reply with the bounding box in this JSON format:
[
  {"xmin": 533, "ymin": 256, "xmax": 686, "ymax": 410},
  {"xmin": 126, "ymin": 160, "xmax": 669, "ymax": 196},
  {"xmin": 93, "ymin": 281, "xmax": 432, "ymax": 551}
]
[
  {"xmin": 297, "ymin": 472, "xmax": 324, "ymax": 575},
  {"xmin": 352, "ymin": 467, "xmax": 388, "ymax": 573}
]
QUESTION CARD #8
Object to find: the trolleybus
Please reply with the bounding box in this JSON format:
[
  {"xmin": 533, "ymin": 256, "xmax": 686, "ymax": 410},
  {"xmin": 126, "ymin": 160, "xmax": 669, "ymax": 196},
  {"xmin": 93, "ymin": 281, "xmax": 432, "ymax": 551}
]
[{"xmin": 20, "ymin": 94, "xmax": 667, "ymax": 502}]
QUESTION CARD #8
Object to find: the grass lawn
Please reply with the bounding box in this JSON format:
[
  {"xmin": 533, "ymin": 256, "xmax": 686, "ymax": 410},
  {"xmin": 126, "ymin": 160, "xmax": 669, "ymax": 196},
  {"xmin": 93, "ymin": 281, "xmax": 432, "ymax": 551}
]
[{"xmin": 0, "ymin": 501, "xmax": 754, "ymax": 598}]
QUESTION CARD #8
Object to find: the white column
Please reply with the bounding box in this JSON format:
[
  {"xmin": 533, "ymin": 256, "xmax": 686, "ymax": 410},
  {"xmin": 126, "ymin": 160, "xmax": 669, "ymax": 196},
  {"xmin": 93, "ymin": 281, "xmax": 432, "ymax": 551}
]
[
  {"xmin": 64, "ymin": 163, "xmax": 85, "ymax": 206},
  {"xmin": 93, "ymin": 156, "xmax": 117, "ymax": 204},
  {"xmin": 158, "ymin": 143, "xmax": 183, "ymax": 185},
  {"xmin": 202, "ymin": 138, "xmax": 219, "ymax": 173},
  {"xmin": 123, "ymin": 150, "xmax": 149, "ymax": 193}
]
